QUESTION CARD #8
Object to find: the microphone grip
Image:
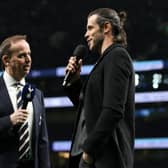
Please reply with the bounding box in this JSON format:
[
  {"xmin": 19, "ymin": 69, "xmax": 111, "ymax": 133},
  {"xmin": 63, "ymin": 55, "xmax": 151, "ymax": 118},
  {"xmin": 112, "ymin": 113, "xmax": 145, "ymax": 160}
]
[
  {"xmin": 62, "ymin": 71, "xmax": 71, "ymax": 87},
  {"xmin": 22, "ymin": 100, "xmax": 28, "ymax": 109},
  {"xmin": 14, "ymin": 100, "xmax": 28, "ymax": 129}
]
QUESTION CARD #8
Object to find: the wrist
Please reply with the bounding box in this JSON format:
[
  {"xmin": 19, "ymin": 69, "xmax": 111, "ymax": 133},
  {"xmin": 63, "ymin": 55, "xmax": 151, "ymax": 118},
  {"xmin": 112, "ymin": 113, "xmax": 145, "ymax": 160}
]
[{"xmin": 82, "ymin": 152, "xmax": 93, "ymax": 165}]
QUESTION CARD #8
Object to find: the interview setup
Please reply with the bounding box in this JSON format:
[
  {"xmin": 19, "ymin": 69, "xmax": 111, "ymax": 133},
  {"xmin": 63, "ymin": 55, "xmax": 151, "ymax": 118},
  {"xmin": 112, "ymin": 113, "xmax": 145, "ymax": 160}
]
[
  {"xmin": 0, "ymin": 38, "xmax": 168, "ymax": 168},
  {"xmin": 0, "ymin": 1, "xmax": 168, "ymax": 168}
]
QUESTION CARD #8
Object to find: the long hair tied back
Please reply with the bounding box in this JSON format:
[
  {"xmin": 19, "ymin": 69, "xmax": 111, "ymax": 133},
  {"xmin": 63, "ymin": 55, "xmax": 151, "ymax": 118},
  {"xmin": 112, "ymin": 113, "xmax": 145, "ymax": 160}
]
[
  {"xmin": 118, "ymin": 11, "xmax": 127, "ymax": 28},
  {"xmin": 88, "ymin": 8, "xmax": 128, "ymax": 47},
  {"xmin": 117, "ymin": 11, "xmax": 127, "ymax": 47}
]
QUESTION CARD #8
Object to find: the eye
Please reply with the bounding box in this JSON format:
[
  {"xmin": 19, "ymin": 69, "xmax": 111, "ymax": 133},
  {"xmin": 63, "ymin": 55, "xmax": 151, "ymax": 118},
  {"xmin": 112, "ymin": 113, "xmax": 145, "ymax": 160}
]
[
  {"xmin": 17, "ymin": 54, "xmax": 25, "ymax": 58},
  {"xmin": 17, "ymin": 53, "xmax": 31, "ymax": 58}
]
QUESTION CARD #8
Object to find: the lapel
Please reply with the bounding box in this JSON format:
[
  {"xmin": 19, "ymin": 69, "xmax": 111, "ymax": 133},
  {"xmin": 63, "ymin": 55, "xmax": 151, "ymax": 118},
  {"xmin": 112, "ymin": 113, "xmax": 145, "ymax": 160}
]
[
  {"xmin": 0, "ymin": 76, "xmax": 14, "ymax": 115},
  {"xmin": 84, "ymin": 44, "xmax": 124, "ymax": 88},
  {"xmin": 32, "ymin": 93, "xmax": 40, "ymax": 130},
  {"xmin": 89, "ymin": 44, "xmax": 123, "ymax": 75},
  {"xmin": 31, "ymin": 92, "xmax": 40, "ymax": 151},
  {"xmin": 74, "ymin": 44, "xmax": 123, "ymax": 126}
]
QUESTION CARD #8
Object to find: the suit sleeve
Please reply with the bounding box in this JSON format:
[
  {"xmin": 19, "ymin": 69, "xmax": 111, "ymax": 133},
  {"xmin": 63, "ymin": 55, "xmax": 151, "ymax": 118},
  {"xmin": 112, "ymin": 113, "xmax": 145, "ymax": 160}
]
[
  {"xmin": 0, "ymin": 116, "xmax": 13, "ymax": 133},
  {"xmin": 63, "ymin": 79, "xmax": 82, "ymax": 107},
  {"xmin": 0, "ymin": 79, "xmax": 14, "ymax": 134},
  {"xmin": 82, "ymin": 48, "xmax": 133, "ymax": 156}
]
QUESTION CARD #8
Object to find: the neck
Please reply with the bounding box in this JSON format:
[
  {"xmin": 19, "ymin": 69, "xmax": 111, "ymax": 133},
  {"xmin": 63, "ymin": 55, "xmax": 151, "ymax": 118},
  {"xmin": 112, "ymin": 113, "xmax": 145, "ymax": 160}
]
[
  {"xmin": 100, "ymin": 36, "xmax": 113, "ymax": 56},
  {"xmin": 100, "ymin": 41, "xmax": 113, "ymax": 56},
  {"xmin": 5, "ymin": 69, "xmax": 24, "ymax": 81}
]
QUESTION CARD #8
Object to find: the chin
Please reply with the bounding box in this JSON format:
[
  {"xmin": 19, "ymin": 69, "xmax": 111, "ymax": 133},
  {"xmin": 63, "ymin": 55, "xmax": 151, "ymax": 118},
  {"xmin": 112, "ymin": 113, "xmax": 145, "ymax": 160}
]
[
  {"xmin": 24, "ymin": 70, "xmax": 30, "ymax": 75},
  {"xmin": 24, "ymin": 68, "xmax": 30, "ymax": 72},
  {"xmin": 89, "ymin": 45, "xmax": 94, "ymax": 51}
]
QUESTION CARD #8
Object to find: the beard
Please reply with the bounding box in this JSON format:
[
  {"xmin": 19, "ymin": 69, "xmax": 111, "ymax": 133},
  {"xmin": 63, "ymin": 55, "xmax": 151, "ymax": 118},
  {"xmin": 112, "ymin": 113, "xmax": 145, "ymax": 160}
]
[{"xmin": 91, "ymin": 32, "xmax": 104, "ymax": 55}]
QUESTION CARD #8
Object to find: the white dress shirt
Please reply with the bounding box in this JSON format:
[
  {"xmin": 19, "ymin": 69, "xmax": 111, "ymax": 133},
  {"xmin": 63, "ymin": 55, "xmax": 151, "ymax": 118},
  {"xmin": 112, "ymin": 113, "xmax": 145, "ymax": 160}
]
[{"xmin": 3, "ymin": 71, "xmax": 34, "ymax": 148}]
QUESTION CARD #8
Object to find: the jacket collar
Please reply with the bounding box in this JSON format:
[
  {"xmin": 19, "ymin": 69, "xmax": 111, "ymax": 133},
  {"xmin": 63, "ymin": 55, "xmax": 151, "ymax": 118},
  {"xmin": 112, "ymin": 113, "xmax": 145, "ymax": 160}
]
[{"xmin": 90, "ymin": 43, "xmax": 123, "ymax": 74}]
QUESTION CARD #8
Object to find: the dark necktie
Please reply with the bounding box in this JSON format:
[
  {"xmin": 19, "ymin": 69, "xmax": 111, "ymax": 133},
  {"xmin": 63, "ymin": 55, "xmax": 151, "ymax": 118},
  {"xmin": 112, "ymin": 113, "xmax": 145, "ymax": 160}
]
[{"xmin": 16, "ymin": 83, "xmax": 31, "ymax": 161}]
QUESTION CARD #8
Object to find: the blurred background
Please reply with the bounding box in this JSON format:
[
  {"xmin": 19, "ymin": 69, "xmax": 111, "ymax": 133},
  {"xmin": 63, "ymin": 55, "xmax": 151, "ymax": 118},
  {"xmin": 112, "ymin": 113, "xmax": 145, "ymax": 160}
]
[{"xmin": 0, "ymin": 0, "xmax": 168, "ymax": 167}]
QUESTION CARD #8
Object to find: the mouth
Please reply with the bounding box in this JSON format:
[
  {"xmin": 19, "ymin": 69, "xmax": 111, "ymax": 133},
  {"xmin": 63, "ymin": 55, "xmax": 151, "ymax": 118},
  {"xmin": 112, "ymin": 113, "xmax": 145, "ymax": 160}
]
[
  {"xmin": 24, "ymin": 65, "xmax": 31, "ymax": 71},
  {"xmin": 87, "ymin": 39, "xmax": 92, "ymax": 46}
]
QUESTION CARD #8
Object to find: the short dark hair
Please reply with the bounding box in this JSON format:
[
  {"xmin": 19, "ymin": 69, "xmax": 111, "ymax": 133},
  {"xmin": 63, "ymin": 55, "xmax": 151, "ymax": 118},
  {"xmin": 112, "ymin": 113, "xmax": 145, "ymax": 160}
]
[
  {"xmin": 0, "ymin": 35, "xmax": 27, "ymax": 70},
  {"xmin": 88, "ymin": 8, "xmax": 127, "ymax": 47}
]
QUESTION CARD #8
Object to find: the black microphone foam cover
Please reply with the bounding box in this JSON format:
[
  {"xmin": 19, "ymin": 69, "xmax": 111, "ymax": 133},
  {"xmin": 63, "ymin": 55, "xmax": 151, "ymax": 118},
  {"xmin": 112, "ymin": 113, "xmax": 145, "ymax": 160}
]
[
  {"xmin": 73, "ymin": 44, "xmax": 87, "ymax": 60},
  {"xmin": 62, "ymin": 44, "xmax": 87, "ymax": 87},
  {"xmin": 22, "ymin": 83, "xmax": 36, "ymax": 109}
]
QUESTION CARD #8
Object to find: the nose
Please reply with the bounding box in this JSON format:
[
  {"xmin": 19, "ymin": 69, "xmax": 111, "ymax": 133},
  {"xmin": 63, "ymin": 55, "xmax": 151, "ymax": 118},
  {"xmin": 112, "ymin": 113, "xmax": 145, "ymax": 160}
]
[
  {"xmin": 25, "ymin": 54, "xmax": 31, "ymax": 63},
  {"xmin": 84, "ymin": 30, "xmax": 89, "ymax": 39}
]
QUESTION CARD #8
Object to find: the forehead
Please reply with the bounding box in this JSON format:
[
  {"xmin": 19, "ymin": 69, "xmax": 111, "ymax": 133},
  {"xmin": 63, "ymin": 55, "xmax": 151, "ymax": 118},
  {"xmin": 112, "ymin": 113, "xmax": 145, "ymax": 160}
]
[
  {"xmin": 87, "ymin": 14, "xmax": 99, "ymax": 27},
  {"xmin": 10, "ymin": 40, "xmax": 30, "ymax": 53}
]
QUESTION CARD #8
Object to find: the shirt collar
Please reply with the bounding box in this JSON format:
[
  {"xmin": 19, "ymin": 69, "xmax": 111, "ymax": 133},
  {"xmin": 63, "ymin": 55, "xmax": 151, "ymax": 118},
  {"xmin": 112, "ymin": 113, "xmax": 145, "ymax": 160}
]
[{"xmin": 3, "ymin": 71, "xmax": 26, "ymax": 87}]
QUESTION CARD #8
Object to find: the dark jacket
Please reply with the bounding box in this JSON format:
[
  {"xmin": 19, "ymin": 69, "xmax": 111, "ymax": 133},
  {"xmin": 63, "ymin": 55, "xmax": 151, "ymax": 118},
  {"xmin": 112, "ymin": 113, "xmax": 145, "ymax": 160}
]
[
  {"xmin": 0, "ymin": 76, "xmax": 51, "ymax": 168},
  {"xmin": 67, "ymin": 44, "xmax": 135, "ymax": 168}
]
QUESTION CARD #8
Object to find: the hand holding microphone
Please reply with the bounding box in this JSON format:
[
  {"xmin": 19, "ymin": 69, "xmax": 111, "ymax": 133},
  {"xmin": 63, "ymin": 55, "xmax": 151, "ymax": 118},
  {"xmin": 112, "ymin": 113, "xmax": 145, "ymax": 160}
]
[
  {"xmin": 66, "ymin": 57, "xmax": 82, "ymax": 74},
  {"xmin": 10, "ymin": 84, "xmax": 35, "ymax": 125},
  {"xmin": 10, "ymin": 109, "xmax": 29, "ymax": 125},
  {"xmin": 63, "ymin": 44, "xmax": 87, "ymax": 87}
]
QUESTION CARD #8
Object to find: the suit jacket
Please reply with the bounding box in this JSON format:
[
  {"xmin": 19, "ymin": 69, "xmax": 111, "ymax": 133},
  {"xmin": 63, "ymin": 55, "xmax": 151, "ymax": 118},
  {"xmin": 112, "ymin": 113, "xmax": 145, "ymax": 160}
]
[
  {"xmin": 0, "ymin": 76, "xmax": 50, "ymax": 168},
  {"xmin": 66, "ymin": 44, "xmax": 135, "ymax": 168}
]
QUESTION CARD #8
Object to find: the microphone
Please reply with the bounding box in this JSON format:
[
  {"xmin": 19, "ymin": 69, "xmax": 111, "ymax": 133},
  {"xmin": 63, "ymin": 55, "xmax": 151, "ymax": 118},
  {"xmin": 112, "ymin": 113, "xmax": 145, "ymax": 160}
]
[
  {"xmin": 22, "ymin": 84, "xmax": 36, "ymax": 109},
  {"xmin": 62, "ymin": 44, "xmax": 87, "ymax": 87}
]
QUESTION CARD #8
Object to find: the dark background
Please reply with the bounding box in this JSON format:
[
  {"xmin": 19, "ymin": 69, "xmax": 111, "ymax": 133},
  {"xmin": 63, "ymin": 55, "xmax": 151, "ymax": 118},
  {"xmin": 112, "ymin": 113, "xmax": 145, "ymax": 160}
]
[
  {"xmin": 0, "ymin": 0, "xmax": 168, "ymax": 68},
  {"xmin": 0, "ymin": 0, "xmax": 168, "ymax": 167}
]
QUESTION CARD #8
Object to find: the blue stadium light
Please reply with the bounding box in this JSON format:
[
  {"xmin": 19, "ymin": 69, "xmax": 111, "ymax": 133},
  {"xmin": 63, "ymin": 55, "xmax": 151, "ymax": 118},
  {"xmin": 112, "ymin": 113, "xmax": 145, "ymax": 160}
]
[
  {"xmin": 0, "ymin": 59, "xmax": 167, "ymax": 78},
  {"xmin": 25, "ymin": 59, "xmax": 168, "ymax": 78},
  {"xmin": 135, "ymin": 137, "xmax": 168, "ymax": 149},
  {"xmin": 44, "ymin": 91, "xmax": 168, "ymax": 108},
  {"xmin": 56, "ymin": 65, "xmax": 93, "ymax": 77},
  {"xmin": 52, "ymin": 141, "xmax": 71, "ymax": 151},
  {"xmin": 29, "ymin": 68, "xmax": 57, "ymax": 77},
  {"xmin": 44, "ymin": 97, "xmax": 73, "ymax": 108},
  {"xmin": 133, "ymin": 60, "xmax": 164, "ymax": 72},
  {"xmin": 55, "ymin": 60, "xmax": 165, "ymax": 77},
  {"xmin": 135, "ymin": 91, "xmax": 168, "ymax": 103},
  {"xmin": 0, "ymin": 59, "xmax": 165, "ymax": 78},
  {"xmin": 52, "ymin": 137, "xmax": 168, "ymax": 151},
  {"xmin": 136, "ymin": 106, "xmax": 165, "ymax": 118}
]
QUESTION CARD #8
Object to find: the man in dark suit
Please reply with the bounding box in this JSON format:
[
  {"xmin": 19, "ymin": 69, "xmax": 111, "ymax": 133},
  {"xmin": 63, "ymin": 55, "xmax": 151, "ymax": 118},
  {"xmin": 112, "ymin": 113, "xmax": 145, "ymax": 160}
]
[
  {"xmin": 0, "ymin": 35, "xmax": 51, "ymax": 168},
  {"xmin": 64, "ymin": 8, "xmax": 135, "ymax": 168}
]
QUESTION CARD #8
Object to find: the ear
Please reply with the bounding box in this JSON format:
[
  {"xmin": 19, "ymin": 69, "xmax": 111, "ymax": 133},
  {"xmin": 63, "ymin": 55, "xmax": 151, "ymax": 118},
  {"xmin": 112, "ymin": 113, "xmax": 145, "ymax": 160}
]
[
  {"xmin": 103, "ymin": 21, "xmax": 112, "ymax": 34},
  {"xmin": 2, "ymin": 55, "xmax": 10, "ymax": 67}
]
